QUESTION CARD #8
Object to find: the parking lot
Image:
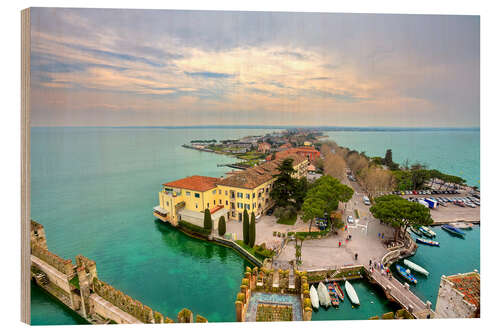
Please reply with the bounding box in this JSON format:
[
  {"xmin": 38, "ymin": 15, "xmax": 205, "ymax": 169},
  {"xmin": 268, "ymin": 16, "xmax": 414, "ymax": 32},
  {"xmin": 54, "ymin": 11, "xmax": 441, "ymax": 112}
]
[{"xmin": 398, "ymin": 191, "xmax": 480, "ymax": 224}]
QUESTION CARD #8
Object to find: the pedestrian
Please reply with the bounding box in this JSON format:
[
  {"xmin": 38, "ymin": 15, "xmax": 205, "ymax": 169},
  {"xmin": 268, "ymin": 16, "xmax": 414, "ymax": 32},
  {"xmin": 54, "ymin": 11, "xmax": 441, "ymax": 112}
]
[
  {"xmin": 338, "ymin": 241, "xmax": 341, "ymax": 248},
  {"xmin": 369, "ymin": 259, "xmax": 372, "ymax": 267},
  {"xmin": 355, "ymin": 253, "xmax": 358, "ymax": 260},
  {"xmin": 378, "ymin": 232, "xmax": 381, "ymax": 238},
  {"xmin": 382, "ymin": 233, "xmax": 384, "ymax": 239},
  {"xmin": 386, "ymin": 268, "xmax": 390, "ymax": 275}
]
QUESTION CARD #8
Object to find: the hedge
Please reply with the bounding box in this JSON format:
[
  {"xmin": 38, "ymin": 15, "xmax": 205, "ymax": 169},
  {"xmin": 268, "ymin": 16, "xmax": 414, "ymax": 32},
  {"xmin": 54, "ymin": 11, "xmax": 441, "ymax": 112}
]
[{"xmin": 179, "ymin": 220, "xmax": 211, "ymax": 235}]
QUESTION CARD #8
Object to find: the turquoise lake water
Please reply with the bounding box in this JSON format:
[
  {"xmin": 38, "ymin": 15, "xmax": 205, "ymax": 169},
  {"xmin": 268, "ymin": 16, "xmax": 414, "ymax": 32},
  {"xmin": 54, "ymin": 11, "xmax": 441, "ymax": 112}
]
[
  {"xmin": 30, "ymin": 127, "xmax": 480, "ymax": 324},
  {"xmin": 324, "ymin": 130, "xmax": 480, "ymax": 187}
]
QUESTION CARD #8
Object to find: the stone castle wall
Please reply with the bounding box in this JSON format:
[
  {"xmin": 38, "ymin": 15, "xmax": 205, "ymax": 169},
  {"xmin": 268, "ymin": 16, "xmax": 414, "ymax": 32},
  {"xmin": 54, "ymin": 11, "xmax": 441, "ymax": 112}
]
[{"xmin": 30, "ymin": 220, "xmax": 204, "ymax": 325}]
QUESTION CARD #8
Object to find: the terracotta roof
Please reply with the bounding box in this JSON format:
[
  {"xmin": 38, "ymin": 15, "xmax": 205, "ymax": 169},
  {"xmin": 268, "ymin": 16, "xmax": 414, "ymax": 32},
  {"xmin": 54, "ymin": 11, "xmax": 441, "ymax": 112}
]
[
  {"xmin": 217, "ymin": 154, "xmax": 307, "ymax": 189},
  {"xmin": 163, "ymin": 175, "xmax": 219, "ymax": 192},
  {"xmin": 447, "ymin": 272, "xmax": 480, "ymax": 308}
]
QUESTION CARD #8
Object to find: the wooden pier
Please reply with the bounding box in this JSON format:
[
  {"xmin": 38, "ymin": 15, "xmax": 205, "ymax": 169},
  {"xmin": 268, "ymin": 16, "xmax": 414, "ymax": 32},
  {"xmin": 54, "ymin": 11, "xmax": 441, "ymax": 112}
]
[{"xmin": 366, "ymin": 266, "xmax": 435, "ymax": 319}]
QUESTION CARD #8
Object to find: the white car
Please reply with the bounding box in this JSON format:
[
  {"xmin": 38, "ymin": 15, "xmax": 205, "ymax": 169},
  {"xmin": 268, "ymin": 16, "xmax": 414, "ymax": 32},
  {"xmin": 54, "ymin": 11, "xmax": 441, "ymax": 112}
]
[{"xmin": 347, "ymin": 216, "xmax": 354, "ymax": 224}]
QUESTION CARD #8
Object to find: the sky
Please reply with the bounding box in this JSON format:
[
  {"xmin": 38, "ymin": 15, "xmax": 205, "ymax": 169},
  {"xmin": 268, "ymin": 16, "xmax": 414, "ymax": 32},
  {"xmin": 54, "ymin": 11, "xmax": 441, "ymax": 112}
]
[{"xmin": 30, "ymin": 8, "xmax": 480, "ymax": 127}]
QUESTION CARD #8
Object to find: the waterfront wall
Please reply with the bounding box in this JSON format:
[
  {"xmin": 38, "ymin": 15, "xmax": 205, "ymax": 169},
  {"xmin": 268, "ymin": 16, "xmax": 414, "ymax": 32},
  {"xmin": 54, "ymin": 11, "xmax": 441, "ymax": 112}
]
[{"xmin": 30, "ymin": 220, "xmax": 205, "ymax": 325}]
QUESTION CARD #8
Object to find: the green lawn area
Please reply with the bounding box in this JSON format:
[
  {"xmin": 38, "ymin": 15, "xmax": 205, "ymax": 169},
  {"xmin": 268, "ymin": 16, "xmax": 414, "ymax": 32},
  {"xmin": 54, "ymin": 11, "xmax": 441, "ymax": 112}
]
[
  {"xmin": 235, "ymin": 240, "xmax": 273, "ymax": 259},
  {"xmin": 277, "ymin": 213, "xmax": 297, "ymax": 225}
]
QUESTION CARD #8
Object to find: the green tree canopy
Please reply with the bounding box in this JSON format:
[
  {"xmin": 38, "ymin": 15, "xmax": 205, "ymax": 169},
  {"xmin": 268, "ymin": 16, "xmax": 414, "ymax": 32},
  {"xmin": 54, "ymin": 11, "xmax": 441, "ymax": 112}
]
[
  {"xmin": 203, "ymin": 209, "xmax": 212, "ymax": 231},
  {"xmin": 249, "ymin": 212, "xmax": 256, "ymax": 248},
  {"xmin": 218, "ymin": 216, "xmax": 226, "ymax": 236},
  {"xmin": 270, "ymin": 158, "xmax": 296, "ymax": 207},
  {"xmin": 301, "ymin": 175, "xmax": 354, "ymax": 232},
  {"xmin": 243, "ymin": 209, "xmax": 250, "ymax": 245},
  {"xmin": 370, "ymin": 195, "xmax": 433, "ymax": 240}
]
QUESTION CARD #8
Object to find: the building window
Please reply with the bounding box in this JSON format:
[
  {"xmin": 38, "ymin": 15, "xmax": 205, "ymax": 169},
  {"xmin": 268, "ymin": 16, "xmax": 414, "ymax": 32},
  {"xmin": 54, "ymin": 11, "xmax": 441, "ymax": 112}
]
[
  {"xmin": 214, "ymin": 200, "xmax": 216, "ymax": 205},
  {"xmin": 186, "ymin": 191, "xmax": 191, "ymax": 196},
  {"xmin": 195, "ymin": 193, "xmax": 200, "ymax": 198},
  {"xmin": 238, "ymin": 192, "xmax": 243, "ymax": 198},
  {"xmin": 219, "ymin": 190, "xmax": 222, "ymax": 194},
  {"xmin": 166, "ymin": 202, "xmax": 169, "ymax": 206},
  {"xmin": 245, "ymin": 204, "xmax": 250, "ymax": 210},
  {"xmin": 252, "ymin": 203, "xmax": 256, "ymax": 209},
  {"xmin": 225, "ymin": 191, "xmax": 228, "ymax": 196},
  {"xmin": 252, "ymin": 193, "xmax": 255, "ymax": 198},
  {"xmin": 219, "ymin": 200, "xmax": 222, "ymax": 204},
  {"xmin": 213, "ymin": 190, "xmax": 217, "ymax": 195},
  {"xmin": 207, "ymin": 203, "xmax": 210, "ymax": 208},
  {"xmin": 195, "ymin": 204, "xmax": 198, "ymax": 209},
  {"xmin": 246, "ymin": 193, "xmax": 250, "ymax": 199},
  {"xmin": 258, "ymin": 192, "xmax": 262, "ymax": 198},
  {"xmin": 226, "ymin": 200, "xmax": 228, "ymax": 206}
]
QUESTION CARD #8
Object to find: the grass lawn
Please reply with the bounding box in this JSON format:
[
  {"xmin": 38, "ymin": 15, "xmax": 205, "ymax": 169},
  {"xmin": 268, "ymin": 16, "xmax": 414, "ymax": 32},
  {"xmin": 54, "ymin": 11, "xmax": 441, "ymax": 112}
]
[{"xmin": 277, "ymin": 213, "xmax": 297, "ymax": 225}]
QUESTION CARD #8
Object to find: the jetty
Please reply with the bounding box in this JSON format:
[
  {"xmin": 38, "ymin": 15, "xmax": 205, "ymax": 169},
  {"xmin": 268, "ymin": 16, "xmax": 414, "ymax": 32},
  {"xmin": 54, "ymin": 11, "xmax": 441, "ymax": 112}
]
[{"xmin": 366, "ymin": 266, "xmax": 434, "ymax": 318}]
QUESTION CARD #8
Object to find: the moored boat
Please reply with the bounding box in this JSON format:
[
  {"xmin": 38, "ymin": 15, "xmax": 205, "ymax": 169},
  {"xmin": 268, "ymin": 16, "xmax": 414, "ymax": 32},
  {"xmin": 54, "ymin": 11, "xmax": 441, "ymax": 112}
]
[
  {"xmin": 403, "ymin": 259, "xmax": 429, "ymax": 276},
  {"xmin": 418, "ymin": 226, "xmax": 433, "ymax": 238},
  {"xmin": 333, "ymin": 281, "xmax": 344, "ymax": 301},
  {"xmin": 326, "ymin": 283, "xmax": 340, "ymax": 307},
  {"xmin": 420, "ymin": 226, "xmax": 436, "ymax": 237},
  {"xmin": 416, "ymin": 238, "xmax": 440, "ymax": 246},
  {"xmin": 317, "ymin": 282, "xmax": 331, "ymax": 308},
  {"xmin": 345, "ymin": 280, "xmax": 360, "ymax": 305},
  {"xmin": 410, "ymin": 226, "xmax": 423, "ymax": 236},
  {"xmin": 310, "ymin": 285, "xmax": 319, "ymax": 310},
  {"xmin": 395, "ymin": 264, "xmax": 418, "ymax": 284},
  {"xmin": 442, "ymin": 224, "xmax": 466, "ymax": 237},
  {"xmin": 450, "ymin": 222, "xmax": 473, "ymax": 230}
]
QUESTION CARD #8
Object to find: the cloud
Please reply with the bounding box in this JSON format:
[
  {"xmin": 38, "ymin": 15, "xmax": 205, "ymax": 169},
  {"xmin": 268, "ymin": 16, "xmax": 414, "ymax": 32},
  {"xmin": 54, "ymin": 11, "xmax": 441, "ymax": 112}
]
[
  {"xmin": 184, "ymin": 71, "xmax": 235, "ymax": 78},
  {"xmin": 28, "ymin": 8, "xmax": 479, "ymax": 127}
]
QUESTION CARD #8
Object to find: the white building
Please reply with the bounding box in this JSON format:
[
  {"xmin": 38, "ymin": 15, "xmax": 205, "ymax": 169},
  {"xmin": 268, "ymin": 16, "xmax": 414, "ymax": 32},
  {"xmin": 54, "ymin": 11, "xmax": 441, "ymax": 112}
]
[{"xmin": 435, "ymin": 271, "xmax": 480, "ymax": 318}]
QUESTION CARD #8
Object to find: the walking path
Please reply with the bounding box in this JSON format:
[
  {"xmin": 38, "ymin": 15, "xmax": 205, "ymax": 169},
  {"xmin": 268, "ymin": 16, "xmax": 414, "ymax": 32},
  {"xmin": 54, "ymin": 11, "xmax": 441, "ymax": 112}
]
[{"xmin": 367, "ymin": 266, "xmax": 434, "ymax": 317}]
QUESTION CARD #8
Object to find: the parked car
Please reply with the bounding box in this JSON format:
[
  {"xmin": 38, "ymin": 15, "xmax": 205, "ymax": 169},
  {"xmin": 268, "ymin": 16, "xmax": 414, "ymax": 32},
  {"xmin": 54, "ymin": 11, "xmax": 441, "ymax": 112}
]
[
  {"xmin": 266, "ymin": 207, "xmax": 274, "ymax": 216},
  {"xmin": 347, "ymin": 215, "xmax": 354, "ymax": 224}
]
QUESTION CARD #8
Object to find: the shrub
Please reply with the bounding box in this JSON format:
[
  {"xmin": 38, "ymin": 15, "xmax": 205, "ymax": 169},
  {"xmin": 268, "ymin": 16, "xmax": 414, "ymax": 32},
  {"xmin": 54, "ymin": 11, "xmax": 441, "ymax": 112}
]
[
  {"xmin": 249, "ymin": 212, "xmax": 256, "ymax": 247},
  {"xmin": 236, "ymin": 293, "xmax": 245, "ymax": 302},
  {"xmin": 179, "ymin": 220, "xmax": 210, "ymax": 235},
  {"xmin": 276, "ymin": 205, "xmax": 298, "ymax": 225},
  {"xmin": 242, "ymin": 278, "xmax": 250, "ymax": 286},
  {"xmin": 243, "ymin": 209, "xmax": 250, "ymax": 245},
  {"xmin": 203, "ymin": 209, "xmax": 213, "ymax": 231},
  {"xmin": 218, "ymin": 216, "xmax": 226, "ymax": 236},
  {"xmin": 382, "ymin": 312, "xmax": 395, "ymax": 320},
  {"xmin": 273, "ymin": 231, "xmax": 277, "ymax": 237},
  {"xmin": 304, "ymin": 298, "xmax": 312, "ymax": 308}
]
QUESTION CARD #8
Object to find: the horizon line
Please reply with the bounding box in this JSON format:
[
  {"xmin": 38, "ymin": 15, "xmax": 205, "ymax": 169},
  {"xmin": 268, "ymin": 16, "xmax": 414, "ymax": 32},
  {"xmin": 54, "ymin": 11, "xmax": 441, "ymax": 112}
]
[{"xmin": 30, "ymin": 125, "xmax": 480, "ymax": 131}]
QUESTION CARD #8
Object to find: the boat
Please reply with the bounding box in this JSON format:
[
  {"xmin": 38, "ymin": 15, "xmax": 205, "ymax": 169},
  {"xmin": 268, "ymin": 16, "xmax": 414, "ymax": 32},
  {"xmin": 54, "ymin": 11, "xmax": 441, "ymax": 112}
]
[
  {"xmin": 420, "ymin": 226, "xmax": 436, "ymax": 237},
  {"xmin": 403, "ymin": 259, "xmax": 429, "ymax": 276},
  {"xmin": 418, "ymin": 226, "xmax": 434, "ymax": 238},
  {"xmin": 442, "ymin": 224, "xmax": 466, "ymax": 237},
  {"xmin": 333, "ymin": 281, "xmax": 344, "ymax": 301},
  {"xmin": 344, "ymin": 280, "xmax": 360, "ymax": 305},
  {"xmin": 395, "ymin": 264, "xmax": 418, "ymax": 284},
  {"xmin": 416, "ymin": 238, "xmax": 440, "ymax": 246},
  {"xmin": 317, "ymin": 282, "xmax": 331, "ymax": 308},
  {"xmin": 326, "ymin": 283, "xmax": 340, "ymax": 306},
  {"xmin": 410, "ymin": 226, "xmax": 423, "ymax": 236},
  {"xmin": 309, "ymin": 285, "xmax": 319, "ymax": 310},
  {"xmin": 450, "ymin": 222, "xmax": 473, "ymax": 230}
]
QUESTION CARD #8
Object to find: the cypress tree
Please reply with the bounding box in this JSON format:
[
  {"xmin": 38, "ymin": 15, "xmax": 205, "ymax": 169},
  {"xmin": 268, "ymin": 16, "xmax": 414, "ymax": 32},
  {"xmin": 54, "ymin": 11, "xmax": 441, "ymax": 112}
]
[
  {"xmin": 218, "ymin": 216, "xmax": 226, "ymax": 236},
  {"xmin": 243, "ymin": 209, "xmax": 249, "ymax": 245},
  {"xmin": 249, "ymin": 212, "xmax": 256, "ymax": 248},
  {"xmin": 203, "ymin": 209, "xmax": 212, "ymax": 231}
]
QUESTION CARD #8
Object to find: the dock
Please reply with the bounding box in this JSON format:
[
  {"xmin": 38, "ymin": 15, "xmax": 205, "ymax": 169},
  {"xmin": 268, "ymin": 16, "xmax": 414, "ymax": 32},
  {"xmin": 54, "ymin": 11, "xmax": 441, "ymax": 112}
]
[{"xmin": 366, "ymin": 266, "xmax": 435, "ymax": 318}]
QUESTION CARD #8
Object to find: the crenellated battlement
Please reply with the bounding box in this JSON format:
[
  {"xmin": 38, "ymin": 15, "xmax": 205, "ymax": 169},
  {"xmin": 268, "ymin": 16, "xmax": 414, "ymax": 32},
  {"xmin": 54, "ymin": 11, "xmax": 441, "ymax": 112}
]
[{"xmin": 30, "ymin": 220, "xmax": 205, "ymax": 324}]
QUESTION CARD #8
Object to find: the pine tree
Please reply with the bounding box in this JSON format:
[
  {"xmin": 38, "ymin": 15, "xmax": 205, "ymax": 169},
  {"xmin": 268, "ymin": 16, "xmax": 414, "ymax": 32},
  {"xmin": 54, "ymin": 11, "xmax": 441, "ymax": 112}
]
[
  {"xmin": 249, "ymin": 212, "xmax": 256, "ymax": 247},
  {"xmin": 218, "ymin": 216, "xmax": 226, "ymax": 236},
  {"xmin": 203, "ymin": 209, "xmax": 212, "ymax": 231},
  {"xmin": 243, "ymin": 209, "xmax": 249, "ymax": 245}
]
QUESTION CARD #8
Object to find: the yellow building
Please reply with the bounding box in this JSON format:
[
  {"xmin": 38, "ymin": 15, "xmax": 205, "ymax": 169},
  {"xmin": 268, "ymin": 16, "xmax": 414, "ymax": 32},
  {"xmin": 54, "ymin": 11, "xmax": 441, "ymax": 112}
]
[{"xmin": 153, "ymin": 154, "xmax": 308, "ymax": 227}]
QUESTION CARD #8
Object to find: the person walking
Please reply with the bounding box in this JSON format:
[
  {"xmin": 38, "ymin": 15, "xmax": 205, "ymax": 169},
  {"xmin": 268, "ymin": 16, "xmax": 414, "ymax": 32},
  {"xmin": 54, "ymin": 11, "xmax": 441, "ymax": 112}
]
[{"xmin": 355, "ymin": 253, "xmax": 358, "ymax": 260}]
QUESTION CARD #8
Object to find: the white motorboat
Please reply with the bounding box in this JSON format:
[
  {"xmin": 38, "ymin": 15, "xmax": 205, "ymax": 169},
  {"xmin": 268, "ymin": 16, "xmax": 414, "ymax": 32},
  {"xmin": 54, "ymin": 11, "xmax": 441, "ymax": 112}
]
[
  {"xmin": 403, "ymin": 259, "xmax": 429, "ymax": 276},
  {"xmin": 317, "ymin": 282, "xmax": 331, "ymax": 308},
  {"xmin": 309, "ymin": 285, "xmax": 319, "ymax": 309},
  {"xmin": 344, "ymin": 280, "xmax": 360, "ymax": 305},
  {"xmin": 420, "ymin": 226, "xmax": 436, "ymax": 237}
]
